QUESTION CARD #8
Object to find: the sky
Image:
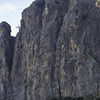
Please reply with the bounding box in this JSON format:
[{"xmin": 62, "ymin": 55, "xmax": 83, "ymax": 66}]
[{"xmin": 0, "ymin": 0, "xmax": 35, "ymax": 36}]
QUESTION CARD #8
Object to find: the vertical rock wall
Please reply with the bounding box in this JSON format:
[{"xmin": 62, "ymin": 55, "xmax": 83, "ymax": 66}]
[
  {"xmin": 0, "ymin": 0, "xmax": 100, "ymax": 100},
  {"xmin": 0, "ymin": 22, "xmax": 15, "ymax": 100}
]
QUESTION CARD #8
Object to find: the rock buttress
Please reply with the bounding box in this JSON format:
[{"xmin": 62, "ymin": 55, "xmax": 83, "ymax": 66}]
[
  {"xmin": 10, "ymin": 0, "xmax": 100, "ymax": 100},
  {"xmin": 0, "ymin": 22, "xmax": 15, "ymax": 100}
]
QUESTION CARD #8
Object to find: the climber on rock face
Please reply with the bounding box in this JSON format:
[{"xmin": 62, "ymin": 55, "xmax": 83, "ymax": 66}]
[{"xmin": 96, "ymin": 0, "xmax": 100, "ymax": 7}]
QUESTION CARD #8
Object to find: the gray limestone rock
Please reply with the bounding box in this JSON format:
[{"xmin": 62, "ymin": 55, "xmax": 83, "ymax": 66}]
[
  {"xmin": 0, "ymin": 22, "xmax": 15, "ymax": 100},
  {"xmin": 0, "ymin": 0, "xmax": 100, "ymax": 100}
]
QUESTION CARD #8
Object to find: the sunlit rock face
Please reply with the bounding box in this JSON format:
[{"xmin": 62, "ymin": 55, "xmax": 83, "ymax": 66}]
[{"xmin": 0, "ymin": 0, "xmax": 100, "ymax": 100}]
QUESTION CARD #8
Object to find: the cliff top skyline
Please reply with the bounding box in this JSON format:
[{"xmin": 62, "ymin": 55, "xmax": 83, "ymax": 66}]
[{"xmin": 0, "ymin": 0, "xmax": 35, "ymax": 36}]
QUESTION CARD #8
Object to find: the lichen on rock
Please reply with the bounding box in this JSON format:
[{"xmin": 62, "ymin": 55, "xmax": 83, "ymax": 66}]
[{"xmin": 0, "ymin": 0, "xmax": 100, "ymax": 100}]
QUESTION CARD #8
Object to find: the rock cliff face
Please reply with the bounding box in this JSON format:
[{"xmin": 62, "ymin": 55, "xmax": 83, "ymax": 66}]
[
  {"xmin": 0, "ymin": 22, "xmax": 15, "ymax": 100},
  {"xmin": 0, "ymin": 0, "xmax": 100, "ymax": 100}
]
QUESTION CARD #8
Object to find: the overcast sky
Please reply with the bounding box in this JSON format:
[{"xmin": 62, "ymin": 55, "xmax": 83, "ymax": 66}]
[{"xmin": 0, "ymin": 0, "xmax": 35, "ymax": 36}]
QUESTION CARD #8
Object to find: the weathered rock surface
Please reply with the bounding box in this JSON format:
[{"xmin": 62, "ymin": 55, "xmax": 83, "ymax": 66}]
[
  {"xmin": 0, "ymin": 22, "xmax": 15, "ymax": 100},
  {"xmin": 0, "ymin": 0, "xmax": 100, "ymax": 100}
]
